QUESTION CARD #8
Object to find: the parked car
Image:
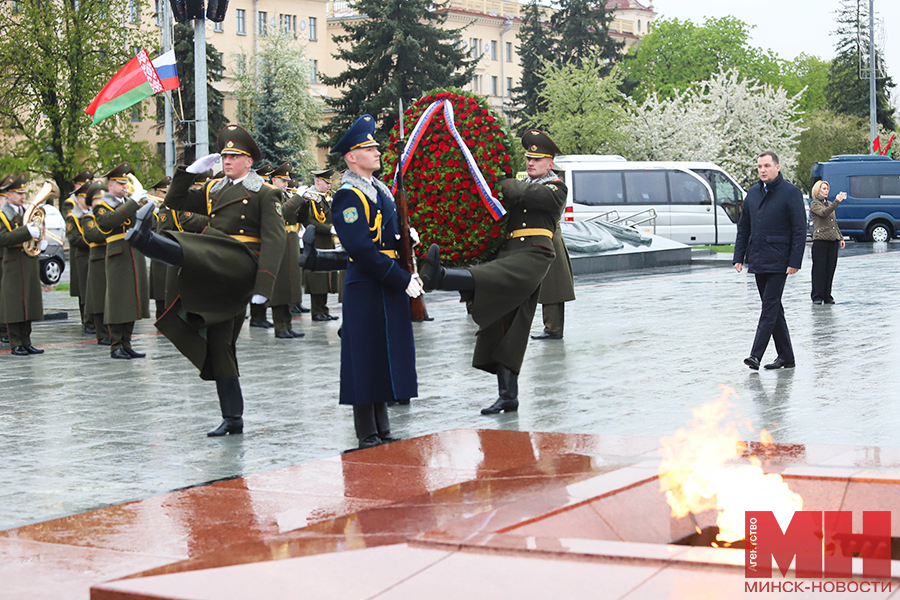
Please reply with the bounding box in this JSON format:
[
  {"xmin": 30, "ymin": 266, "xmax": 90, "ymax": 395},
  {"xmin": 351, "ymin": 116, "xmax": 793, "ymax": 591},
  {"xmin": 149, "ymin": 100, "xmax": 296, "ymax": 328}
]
[
  {"xmin": 37, "ymin": 204, "xmax": 66, "ymax": 285},
  {"xmin": 810, "ymin": 155, "xmax": 900, "ymax": 242}
]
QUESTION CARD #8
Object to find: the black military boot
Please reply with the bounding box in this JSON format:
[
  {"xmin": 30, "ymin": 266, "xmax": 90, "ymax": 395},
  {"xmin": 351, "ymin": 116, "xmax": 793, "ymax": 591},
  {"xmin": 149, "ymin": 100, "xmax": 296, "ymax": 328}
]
[
  {"xmin": 421, "ymin": 244, "xmax": 475, "ymax": 291},
  {"xmin": 298, "ymin": 225, "xmax": 349, "ymax": 271},
  {"xmin": 125, "ymin": 202, "xmax": 184, "ymax": 267},
  {"xmin": 481, "ymin": 365, "xmax": 519, "ymax": 415},
  {"xmin": 208, "ymin": 376, "xmax": 244, "ymax": 436}
]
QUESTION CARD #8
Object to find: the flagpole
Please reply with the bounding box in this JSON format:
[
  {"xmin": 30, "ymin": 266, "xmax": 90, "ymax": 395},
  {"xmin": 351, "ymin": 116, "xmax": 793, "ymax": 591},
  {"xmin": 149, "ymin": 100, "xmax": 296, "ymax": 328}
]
[{"xmin": 162, "ymin": 0, "xmax": 175, "ymax": 175}]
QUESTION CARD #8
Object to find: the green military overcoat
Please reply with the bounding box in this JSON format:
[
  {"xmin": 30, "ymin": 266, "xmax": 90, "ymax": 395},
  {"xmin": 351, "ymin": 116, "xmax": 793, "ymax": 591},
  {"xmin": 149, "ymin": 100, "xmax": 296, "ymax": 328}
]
[
  {"xmin": 64, "ymin": 206, "xmax": 91, "ymax": 301},
  {"xmin": 468, "ymin": 176, "xmax": 567, "ymax": 373},
  {"xmin": 303, "ymin": 191, "xmax": 342, "ymax": 295},
  {"xmin": 0, "ymin": 205, "xmax": 44, "ymax": 324},
  {"xmin": 271, "ymin": 191, "xmax": 307, "ymax": 306},
  {"xmin": 80, "ymin": 213, "xmax": 107, "ymax": 316},
  {"xmin": 537, "ymin": 222, "xmax": 576, "ymax": 305},
  {"xmin": 93, "ymin": 194, "xmax": 150, "ymax": 324}
]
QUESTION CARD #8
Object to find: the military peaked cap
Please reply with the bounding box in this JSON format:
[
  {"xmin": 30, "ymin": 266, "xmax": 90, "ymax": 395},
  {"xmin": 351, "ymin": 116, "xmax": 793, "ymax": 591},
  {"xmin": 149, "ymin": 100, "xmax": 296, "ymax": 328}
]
[
  {"xmin": 85, "ymin": 181, "xmax": 108, "ymax": 204},
  {"xmin": 0, "ymin": 174, "xmax": 14, "ymax": 192},
  {"xmin": 6, "ymin": 173, "xmax": 28, "ymax": 192},
  {"xmin": 192, "ymin": 171, "xmax": 214, "ymax": 185},
  {"xmin": 255, "ymin": 163, "xmax": 273, "ymax": 177},
  {"xmin": 105, "ymin": 162, "xmax": 134, "ymax": 182},
  {"xmin": 270, "ymin": 162, "xmax": 293, "ymax": 180},
  {"xmin": 311, "ymin": 168, "xmax": 335, "ymax": 181},
  {"xmin": 151, "ymin": 176, "xmax": 172, "ymax": 190},
  {"xmin": 330, "ymin": 115, "xmax": 378, "ymax": 155},
  {"xmin": 73, "ymin": 170, "xmax": 94, "ymax": 186},
  {"xmin": 521, "ymin": 129, "xmax": 561, "ymax": 159},
  {"xmin": 218, "ymin": 124, "xmax": 261, "ymax": 162},
  {"xmin": 74, "ymin": 181, "xmax": 92, "ymax": 196}
]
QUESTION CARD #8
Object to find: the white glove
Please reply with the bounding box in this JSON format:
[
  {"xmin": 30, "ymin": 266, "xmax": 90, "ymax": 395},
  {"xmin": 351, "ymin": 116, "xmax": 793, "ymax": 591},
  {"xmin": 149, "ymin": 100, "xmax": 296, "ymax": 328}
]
[
  {"xmin": 39, "ymin": 239, "xmax": 48, "ymax": 251},
  {"xmin": 250, "ymin": 294, "xmax": 267, "ymax": 305},
  {"xmin": 187, "ymin": 153, "xmax": 221, "ymax": 174},
  {"xmin": 26, "ymin": 223, "xmax": 40, "ymax": 238},
  {"xmin": 409, "ymin": 227, "xmax": 420, "ymax": 247},
  {"xmin": 405, "ymin": 273, "xmax": 423, "ymax": 298},
  {"xmin": 330, "ymin": 225, "xmax": 337, "ymax": 235},
  {"xmin": 126, "ymin": 174, "xmax": 145, "ymax": 200},
  {"xmin": 131, "ymin": 189, "xmax": 149, "ymax": 203}
]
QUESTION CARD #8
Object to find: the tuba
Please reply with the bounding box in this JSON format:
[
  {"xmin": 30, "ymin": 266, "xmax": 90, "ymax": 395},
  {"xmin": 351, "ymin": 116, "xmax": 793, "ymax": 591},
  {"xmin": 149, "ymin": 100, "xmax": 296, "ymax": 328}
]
[{"xmin": 22, "ymin": 180, "xmax": 60, "ymax": 257}]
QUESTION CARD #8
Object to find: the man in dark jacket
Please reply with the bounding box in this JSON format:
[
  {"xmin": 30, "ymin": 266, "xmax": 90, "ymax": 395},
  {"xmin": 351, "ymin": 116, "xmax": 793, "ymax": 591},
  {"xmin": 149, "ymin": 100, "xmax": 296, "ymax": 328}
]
[{"xmin": 733, "ymin": 151, "xmax": 806, "ymax": 370}]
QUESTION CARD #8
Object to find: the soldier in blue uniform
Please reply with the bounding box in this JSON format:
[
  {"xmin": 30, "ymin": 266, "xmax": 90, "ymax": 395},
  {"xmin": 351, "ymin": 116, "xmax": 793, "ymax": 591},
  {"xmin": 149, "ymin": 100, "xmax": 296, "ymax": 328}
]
[{"xmin": 305, "ymin": 115, "xmax": 423, "ymax": 450}]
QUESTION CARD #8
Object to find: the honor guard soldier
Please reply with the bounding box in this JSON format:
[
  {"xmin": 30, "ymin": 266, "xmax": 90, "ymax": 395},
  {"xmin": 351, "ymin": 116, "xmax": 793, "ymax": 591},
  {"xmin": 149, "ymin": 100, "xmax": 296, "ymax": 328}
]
[
  {"xmin": 421, "ymin": 129, "xmax": 567, "ymax": 415},
  {"xmin": 64, "ymin": 178, "xmax": 95, "ymax": 334},
  {"xmin": 302, "ymin": 115, "xmax": 421, "ymax": 451},
  {"xmin": 532, "ymin": 167, "xmax": 575, "ymax": 340},
  {"xmin": 303, "ymin": 168, "xmax": 342, "ymax": 322},
  {"xmin": 147, "ymin": 176, "xmax": 172, "ymax": 318},
  {"xmin": 161, "ymin": 176, "xmax": 209, "ymax": 308},
  {"xmin": 125, "ymin": 124, "xmax": 286, "ymax": 436},
  {"xmin": 248, "ymin": 161, "xmax": 275, "ymax": 329},
  {"xmin": 268, "ymin": 162, "xmax": 306, "ymax": 339},
  {"xmin": 81, "ymin": 182, "xmax": 111, "ymax": 346},
  {"xmin": 94, "ymin": 163, "xmax": 151, "ymax": 358},
  {"xmin": 0, "ymin": 174, "xmax": 46, "ymax": 355},
  {"xmin": 0, "ymin": 173, "xmax": 13, "ymax": 345}
]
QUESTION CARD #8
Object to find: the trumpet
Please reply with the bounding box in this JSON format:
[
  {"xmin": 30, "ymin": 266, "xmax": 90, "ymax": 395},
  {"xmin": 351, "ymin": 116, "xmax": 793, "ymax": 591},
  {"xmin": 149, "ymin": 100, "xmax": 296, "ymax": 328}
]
[{"xmin": 22, "ymin": 180, "xmax": 60, "ymax": 257}]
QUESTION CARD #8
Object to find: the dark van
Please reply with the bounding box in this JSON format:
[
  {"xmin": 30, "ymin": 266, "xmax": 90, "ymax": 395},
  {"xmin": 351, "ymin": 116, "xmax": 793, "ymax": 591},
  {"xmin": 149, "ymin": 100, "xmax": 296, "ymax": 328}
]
[{"xmin": 810, "ymin": 155, "xmax": 900, "ymax": 242}]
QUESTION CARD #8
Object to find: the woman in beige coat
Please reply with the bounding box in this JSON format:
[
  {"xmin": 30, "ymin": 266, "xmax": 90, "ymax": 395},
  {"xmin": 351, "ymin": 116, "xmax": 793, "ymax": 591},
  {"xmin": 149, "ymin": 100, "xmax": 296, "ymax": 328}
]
[{"xmin": 809, "ymin": 180, "xmax": 846, "ymax": 305}]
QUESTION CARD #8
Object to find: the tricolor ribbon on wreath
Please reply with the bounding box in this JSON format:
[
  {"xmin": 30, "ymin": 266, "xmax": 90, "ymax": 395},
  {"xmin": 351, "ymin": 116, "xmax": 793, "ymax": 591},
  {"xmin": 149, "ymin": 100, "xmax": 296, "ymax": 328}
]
[{"xmin": 391, "ymin": 99, "xmax": 507, "ymax": 221}]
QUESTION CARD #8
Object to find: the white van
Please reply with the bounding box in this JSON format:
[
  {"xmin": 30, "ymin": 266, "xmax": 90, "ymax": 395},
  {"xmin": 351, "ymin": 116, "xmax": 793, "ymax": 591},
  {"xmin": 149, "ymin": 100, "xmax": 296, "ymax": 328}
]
[{"xmin": 553, "ymin": 156, "xmax": 745, "ymax": 245}]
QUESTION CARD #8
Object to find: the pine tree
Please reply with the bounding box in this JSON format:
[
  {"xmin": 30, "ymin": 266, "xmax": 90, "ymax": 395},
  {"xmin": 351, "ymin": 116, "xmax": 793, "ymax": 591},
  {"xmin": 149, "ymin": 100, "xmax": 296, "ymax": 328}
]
[
  {"xmin": 550, "ymin": 0, "xmax": 623, "ymax": 72},
  {"xmin": 824, "ymin": 0, "xmax": 895, "ymax": 131},
  {"xmin": 320, "ymin": 0, "xmax": 476, "ymax": 163},
  {"xmin": 508, "ymin": 0, "xmax": 555, "ymax": 131},
  {"xmin": 253, "ymin": 69, "xmax": 298, "ymax": 167},
  {"xmin": 172, "ymin": 22, "xmax": 228, "ymax": 163}
]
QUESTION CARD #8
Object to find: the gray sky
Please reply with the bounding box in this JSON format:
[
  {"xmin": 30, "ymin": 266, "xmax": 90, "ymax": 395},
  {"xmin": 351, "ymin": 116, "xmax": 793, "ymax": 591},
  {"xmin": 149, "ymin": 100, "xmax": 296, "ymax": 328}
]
[{"xmin": 652, "ymin": 0, "xmax": 899, "ymax": 105}]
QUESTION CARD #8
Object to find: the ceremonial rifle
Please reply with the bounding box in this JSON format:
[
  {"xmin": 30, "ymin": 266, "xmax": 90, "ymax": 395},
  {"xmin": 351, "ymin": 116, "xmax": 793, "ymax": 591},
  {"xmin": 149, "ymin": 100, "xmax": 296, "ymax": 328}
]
[{"xmin": 395, "ymin": 98, "xmax": 431, "ymax": 322}]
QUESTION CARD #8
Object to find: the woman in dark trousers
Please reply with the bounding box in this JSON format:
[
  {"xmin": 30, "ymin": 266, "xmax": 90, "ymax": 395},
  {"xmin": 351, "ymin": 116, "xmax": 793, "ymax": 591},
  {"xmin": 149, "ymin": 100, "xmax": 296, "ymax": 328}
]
[{"xmin": 809, "ymin": 180, "xmax": 846, "ymax": 305}]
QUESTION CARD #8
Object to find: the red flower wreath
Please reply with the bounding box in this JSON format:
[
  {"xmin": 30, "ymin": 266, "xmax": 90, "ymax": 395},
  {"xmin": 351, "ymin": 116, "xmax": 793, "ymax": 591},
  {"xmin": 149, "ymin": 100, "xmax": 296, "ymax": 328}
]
[{"xmin": 382, "ymin": 88, "xmax": 513, "ymax": 267}]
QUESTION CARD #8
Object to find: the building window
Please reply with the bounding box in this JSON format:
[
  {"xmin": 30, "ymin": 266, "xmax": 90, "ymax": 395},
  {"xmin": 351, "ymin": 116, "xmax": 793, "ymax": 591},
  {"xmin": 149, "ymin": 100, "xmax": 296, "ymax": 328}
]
[
  {"xmin": 309, "ymin": 17, "xmax": 317, "ymax": 41},
  {"xmin": 157, "ymin": 142, "xmax": 166, "ymax": 157},
  {"xmin": 259, "ymin": 11, "xmax": 268, "ymax": 36},
  {"xmin": 128, "ymin": 0, "xmax": 140, "ymax": 23},
  {"xmin": 282, "ymin": 14, "xmax": 296, "ymax": 35},
  {"xmin": 236, "ymin": 9, "xmax": 246, "ymax": 35},
  {"xmin": 130, "ymin": 105, "xmax": 141, "ymax": 122},
  {"xmin": 214, "ymin": 20, "xmax": 223, "ymax": 32},
  {"xmin": 154, "ymin": 0, "xmax": 162, "ymax": 26},
  {"xmin": 491, "ymin": 76, "xmax": 498, "ymax": 96},
  {"xmin": 471, "ymin": 75, "xmax": 483, "ymax": 93},
  {"xmin": 637, "ymin": 20, "xmax": 642, "ymax": 33},
  {"xmin": 470, "ymin": 38, "xmax": 482, "ymax": 58},
  {"xmin": 505, "ymin": 41, "xmax": 512, "ymax": 63},
  {"xmin": 491, "ymin": 40, "xmax": 497, "ymax": 61},
  {"xmin": 506, "ymin": 77, "xmax": 512, "ymax": 97},
  {"xmin": 235, "ymin": 54, "xmax": 246, "ymax": 75},
  {"xmin": 310, "ymin": 60, "xmax": 318, "ymax": 84}
]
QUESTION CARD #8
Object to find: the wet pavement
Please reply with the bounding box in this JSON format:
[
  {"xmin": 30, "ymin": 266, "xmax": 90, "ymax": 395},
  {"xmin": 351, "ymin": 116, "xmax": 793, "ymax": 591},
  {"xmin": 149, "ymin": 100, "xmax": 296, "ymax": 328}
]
[{"xmin": 2, "ymin": 241, "xmax": 900, "ymax": 532}]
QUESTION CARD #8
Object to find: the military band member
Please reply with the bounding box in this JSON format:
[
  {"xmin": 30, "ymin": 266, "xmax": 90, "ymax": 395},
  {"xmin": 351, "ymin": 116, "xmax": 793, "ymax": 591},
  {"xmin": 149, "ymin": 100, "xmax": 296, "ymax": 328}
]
[
  {"xmin": 305, "ymin": 115, "xmax": 422, "ymax": 450},
  {"xmin": 94, "ymin": 163, "xmax": 151, "ymax": 359},
  {"xmin": 422, "ymin": 129, "xmax": 567, "ymax": 415},
  {"xmin": 304, "ymin": 168, "xmax": 342, "ymax": 322},
  {"xmin": 64, "ymin": 175, "xmax": 95, "ymax": 334},
  {"xmin": 268, "ymin": 162, "xmax": 306, "ymax": 339},
  {"xmin": 0, "ymin": 173, "xmax": 13, "ymax": 345},
  {"xmin": 0, "ymin": 174, "xmax": 46, "ymax": 355},
  {"xmin": 81, "ymin": 182, "xmax": 111, "ymax": 346},
  {"xmin": 126, "ymin": 124, "xmax": 286, "ymax": 436},
  {"xmin": 248, "ymin": 162, "xmax": 276, "ymax": 329}
]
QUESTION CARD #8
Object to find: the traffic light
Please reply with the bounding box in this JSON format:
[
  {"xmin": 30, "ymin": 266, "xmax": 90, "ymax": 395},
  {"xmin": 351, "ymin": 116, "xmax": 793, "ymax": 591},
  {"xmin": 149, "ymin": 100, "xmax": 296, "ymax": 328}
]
[
  {"xmin": 206, "ymin": 0, "xmax": 229, "ymax": 22},
  {"xmin": 169, "ymin": 0, "xmax": 223, "ymax": 23}
]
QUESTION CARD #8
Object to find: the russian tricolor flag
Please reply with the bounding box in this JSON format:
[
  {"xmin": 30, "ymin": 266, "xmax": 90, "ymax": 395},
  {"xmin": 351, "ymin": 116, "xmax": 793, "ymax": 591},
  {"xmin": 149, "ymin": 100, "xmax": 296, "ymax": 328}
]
[{"xmin": 152, "ymin": 49, "xmax": 180, "ymax": 92}]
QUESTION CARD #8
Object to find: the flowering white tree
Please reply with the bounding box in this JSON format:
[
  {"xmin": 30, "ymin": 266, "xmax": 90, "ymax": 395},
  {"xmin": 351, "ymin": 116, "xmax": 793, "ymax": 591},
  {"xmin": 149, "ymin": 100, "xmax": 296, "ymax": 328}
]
[{"xmin": 624, "ymin": 69, "xmax": 806, "ymax": 187}]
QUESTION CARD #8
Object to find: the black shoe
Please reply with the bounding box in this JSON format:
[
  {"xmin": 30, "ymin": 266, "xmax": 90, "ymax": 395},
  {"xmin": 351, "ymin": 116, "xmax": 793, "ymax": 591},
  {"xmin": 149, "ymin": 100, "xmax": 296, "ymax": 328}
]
[
  {"xmin": 290, "ymin": 330, "xmax": 305, "ymax": 338},
  {"xmin": 825, "ymin": 299, "xmax": 835, "ymax": 304},
  {"xmin": 24, "ymin": 345, "xmax": 44, "ymax": 355},
  {"xmin": 481, "ymin": 397, "xmax": 519, "ymax": 415},
  {"xmin": 812, "ymin": 299, "xmax": 824, "ymax": 305},
  {"xmin": 110, "ymin": 348, "xmax": 132, "ymax": 359},
  {"xmin": 275, "ymin": 330, "xmax": 299, "ymax": 339},
  {"xmin": 743, "ymin": 356, "xmax": 760, "ymax": 370},
  {"xmin": 82, "ymin": 324, "xmax": 96, "ymax": 335},
  {"xmin": 290, "ymin": 305, "xmax": 304, "ymax": 316},
  {"xmin": 298, "ymin": 304, "xmax": 310, "ymax": 313},
  {"xmin": 328, "ymin": 314, "xmax": 339, "ymax": 320},
  {"xmin": 97, "ymin": 338, "xmax": 111, "ymax": 346},
  {"xmin": 764, "ymin": 357, "xmax": 795, "ymax": 370},
  {"xmin": 249, "ymin": 320, "xmax": 273, "ymax": 329},
  {"xmin": 312, "ymin": 314, "xmax": 331, "ymax": 322},
  {"xmin": 0, "ymin": 336, "xmax": 9, "ymax": 344},
  {"xmin": 531, "ymin": 332, "xmax": 563, "ymax": 340},
  {"xmin": 10, "ymin": 346, "xmax": 29, "ymax": 356},
  {"xmin": 343, "ymin": 434, "xmax": 383, "ymax": 454},
  {"xmin": 421, "ymin": 244, "xmax": 444, "ymax": 291},
  {"xmin": 387, "ymin": 398, "xmax": 411, "ymax": 407},
  {"xmin": 125, "ymin": 348, "xmax": 145, "ymax": 358},
  {"xmin": 380, "ymin": 433, "xmax": 402, "ymax": 443},
  {"xmin": 207, "ymin": 416, "xmax": 243, "ymax": 437}
]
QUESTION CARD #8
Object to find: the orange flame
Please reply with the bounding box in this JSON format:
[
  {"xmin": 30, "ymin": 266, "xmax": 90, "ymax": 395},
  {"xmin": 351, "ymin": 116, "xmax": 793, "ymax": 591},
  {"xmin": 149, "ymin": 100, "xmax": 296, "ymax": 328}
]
[{"xmin": 658, "ymin": 385, "xmax": 802, "ymax": 543}]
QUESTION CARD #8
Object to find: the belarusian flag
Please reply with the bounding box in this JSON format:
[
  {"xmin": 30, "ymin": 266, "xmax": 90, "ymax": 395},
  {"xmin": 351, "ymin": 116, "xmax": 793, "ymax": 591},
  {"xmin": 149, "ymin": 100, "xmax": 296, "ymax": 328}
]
[{"xmin": 85, "ymin": 49, "xmax": 165, "ymax": 126}]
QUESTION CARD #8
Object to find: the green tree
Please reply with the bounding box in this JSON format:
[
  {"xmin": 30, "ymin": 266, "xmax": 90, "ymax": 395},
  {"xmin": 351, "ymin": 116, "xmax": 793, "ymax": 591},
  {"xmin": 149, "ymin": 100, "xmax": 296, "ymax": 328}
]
[
  {"xmin": 824, "ymin": 0, "xmax": 895, "ymax": 130},
  {"xmin": 533, "ymin": 54, "xmax": 627, "ymax": 155},
  {"xmin": 172, "ymin": 22, "xmax": 228, "ymax": 163},
  {"xmin": 320, "ymin": 0, "xmax": 476, "ymax": 164},
  {"xmin": 622, "ymin": 17, "xmax": 782, "ymax": 104},
  {"xmin": 0, "ymin": 0, "xmax": 158, "ymax": 199},
  {"xmin": 252, "ymin": 71, "xmax": 298, "ymax": 168},
  {"xmin": 550, "ymin": 0, "xmax": 622, "ymax": 71},
  {"xmin": 508, "ymin": 0, "xmax": 555, "ymax": 130},
  {"xmin": 779, "ymin": 54, "xmax": 830, "ymax": 115},
  {"xmin": 795, "ymin": 109, "xmax": 868, "ymax": 193},
  {"xmin": 231, "ymin": 24, "xmax": 321, "ymax": 174}
]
